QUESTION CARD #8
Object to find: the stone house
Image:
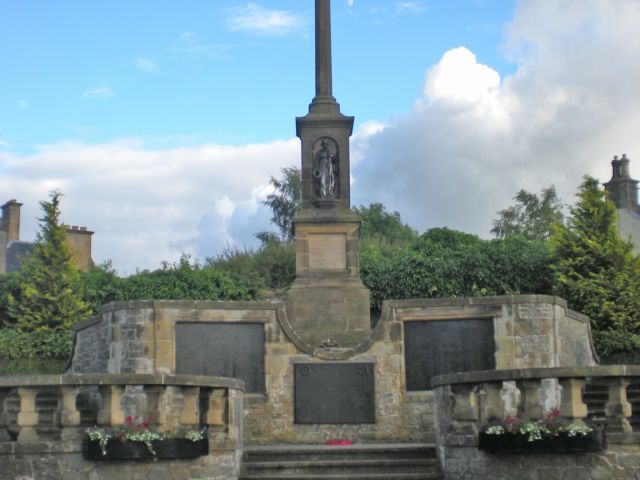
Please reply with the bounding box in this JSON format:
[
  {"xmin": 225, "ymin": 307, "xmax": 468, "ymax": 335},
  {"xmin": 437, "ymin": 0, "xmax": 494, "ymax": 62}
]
[
  {"xmin": 603, "ymin": 154, "xmax": 640, "ymax": 253},
  {"xmin": 0, "ymin": 199, "xmax": 94, "ymax": 274}
]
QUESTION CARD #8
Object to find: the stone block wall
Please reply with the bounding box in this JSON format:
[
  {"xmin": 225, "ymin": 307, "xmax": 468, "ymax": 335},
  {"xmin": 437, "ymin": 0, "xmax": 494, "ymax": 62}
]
[
  {"xmin": 70, "ymin": 295, "xmax": 597, "ymax": 447},
  {"xmin": 386, "ymin": 295, "xmax": 598, "ymax": 371}
]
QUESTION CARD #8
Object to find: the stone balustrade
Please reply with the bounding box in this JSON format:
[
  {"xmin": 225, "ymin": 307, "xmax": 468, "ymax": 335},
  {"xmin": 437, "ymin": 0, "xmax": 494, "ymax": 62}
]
[
  {"xmin": 0, "ymin": 373, "xmax": 244, "ymax": 444},
  {"xmin": 431, "ymin": 365, "xmax": 640, "ymax": 479},
  {"xmin": 432, "ymin": 365, "xmax": 640, "ymax": 438}
]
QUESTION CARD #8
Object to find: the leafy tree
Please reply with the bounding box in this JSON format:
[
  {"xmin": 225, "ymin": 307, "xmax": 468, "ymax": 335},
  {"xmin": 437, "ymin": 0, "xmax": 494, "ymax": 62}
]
[
  {"xmin": 361, "ymin": 227, "xmax": 553, "ymax": 310},
  {"xmin": 77, "ymin": 260, "xmax": 124, "ymax": 314},
  {"xmin": 551, "ymin": 176, "xmax": 640, "ymax": 334},
  {"xmin": 261, "ymin": 166, "xmax": 301, "ymax": 241},
  {"xmin": 354, "ymin": 203, "xmax": 418, "ymax": 250},
  {"xmin": 0, "ymin": 272, "xmax": 21, "ymax": 327},
  {"xmin": 492, "ymin": 186, "xmax": 564, "ymax": 241},
  {"xmin": 7, "ymin": 191, "xmax": 89, "ymax": 331}
]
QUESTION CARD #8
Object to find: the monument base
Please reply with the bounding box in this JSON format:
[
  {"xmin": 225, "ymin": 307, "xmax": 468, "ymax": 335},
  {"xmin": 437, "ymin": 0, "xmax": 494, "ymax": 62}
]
[{"xmin": 286, "ymin": 276, "xmax": 371, "ymax": 350}]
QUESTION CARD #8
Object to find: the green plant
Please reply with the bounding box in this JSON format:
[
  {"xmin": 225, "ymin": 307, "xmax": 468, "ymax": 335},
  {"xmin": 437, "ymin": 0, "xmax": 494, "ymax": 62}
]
[
  {"xmin": 86, "ymin": 416, "xmax": 207, "ymax": 458},
  {"xmin": 484, "ymin": 410, "xmax": 594, "ymax": 443},
  {"xmin": 7, "ymin": 191, "xmax": 89, "ymax": 332}
]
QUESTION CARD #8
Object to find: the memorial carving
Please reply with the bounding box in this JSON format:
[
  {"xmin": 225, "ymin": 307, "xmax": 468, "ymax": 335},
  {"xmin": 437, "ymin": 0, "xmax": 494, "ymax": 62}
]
[{"xmin": 313, "ymin": 138, "xmax": 338, "ymax": 200}]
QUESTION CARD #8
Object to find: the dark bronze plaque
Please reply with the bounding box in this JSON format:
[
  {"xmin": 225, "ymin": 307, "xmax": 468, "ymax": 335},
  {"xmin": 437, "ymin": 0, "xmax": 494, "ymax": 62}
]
[
  {"xmin": 175, "ymin": 322, "xmax": 265, "ymax": 394},
  {"xmin": 294, "ymin": 363, "xmax": 375, "ymax": 424},
  {"xmin": 404, "ymin": 318, "xmax": 495, "ymax": 391}
]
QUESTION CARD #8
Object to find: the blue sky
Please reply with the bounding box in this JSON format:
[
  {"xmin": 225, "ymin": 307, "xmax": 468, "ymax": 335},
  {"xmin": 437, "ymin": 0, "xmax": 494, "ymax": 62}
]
[
  {"xmin": 1, "ymin": 0, "xmax": 515, "ymax": 152},
  {"xmin": 1, "ymin": 1, "xmax": 639, "ymax": 274}
]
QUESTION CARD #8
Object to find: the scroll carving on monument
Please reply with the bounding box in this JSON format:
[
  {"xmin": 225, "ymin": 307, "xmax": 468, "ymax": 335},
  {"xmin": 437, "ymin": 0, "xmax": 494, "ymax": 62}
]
[{"xmin": 313, "ymin": 137, "xmax": 338, "ymax": 200}]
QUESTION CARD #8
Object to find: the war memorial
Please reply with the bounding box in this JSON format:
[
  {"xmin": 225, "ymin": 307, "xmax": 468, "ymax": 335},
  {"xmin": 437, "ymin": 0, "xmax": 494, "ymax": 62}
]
[{"xmin": 2, "ymin": 1, "xmax": 640, "ymax": 479}]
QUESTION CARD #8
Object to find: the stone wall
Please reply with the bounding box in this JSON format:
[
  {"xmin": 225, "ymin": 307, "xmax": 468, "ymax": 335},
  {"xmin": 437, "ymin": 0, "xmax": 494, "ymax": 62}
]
[
  {"xmin": 70, "ymin": 296, "xmax": 597, "ymax": 446},
  {"xmin": 386, "ymin": 295, "xmax": 598, "ymax": 370},
  {"xmin": 432, "ymin": 366, "xmax": 640, "ymax": 480},
  {"xmin": 0, "ymin": 373, "xmax": 244, "ymax": 480},
  {"xmin": 0, "ymin": 440, "xmax": 241, "ymax": 480}
]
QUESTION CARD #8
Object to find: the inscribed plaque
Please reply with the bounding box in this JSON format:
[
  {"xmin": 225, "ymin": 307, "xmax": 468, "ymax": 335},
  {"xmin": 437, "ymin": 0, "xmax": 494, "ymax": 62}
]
[
  {"xmin": 294, "ymin": 363, "xmax": 375, "ymax": 424},
  {"xmin": 404, "ymin": 318, "xmax": 495, "ymax": 391},
  {"xmin": 308, "ymin": 233, "xmax": 347, "ymax": 269},
  {"xmin": 175, "ymin": 322, "xmax": 265, "ymax": 394}
]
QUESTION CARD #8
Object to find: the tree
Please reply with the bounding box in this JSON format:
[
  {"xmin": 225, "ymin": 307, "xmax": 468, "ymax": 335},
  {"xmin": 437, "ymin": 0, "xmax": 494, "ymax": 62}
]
[
  {"xmin": 551, "ymin": 176, "xmax": 640, "ymax": 334},
  {"xmin": 7, "ymin": 191, "xmax": 89, "ymax": 331},
  {"xmin": 261, "ymin": 166, "xmax": 301, "ymax": 241},
  {"xmin": 354, "ymin": 203, "xmax": 418, "ymax": 247},
  {"xmin": 492, "ymin": 186, "xmax": 564, "ymax": 241}
]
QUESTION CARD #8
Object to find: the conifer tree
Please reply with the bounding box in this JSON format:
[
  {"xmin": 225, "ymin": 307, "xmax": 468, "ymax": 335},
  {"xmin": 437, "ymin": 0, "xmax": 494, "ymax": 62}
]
[
  {"xmin": 8, "ymin": 191, "xmax": 89, "ymax": 331},
  {"xmin": 551, "ymin": 176, "xmax": 640, "ymax": 333}
]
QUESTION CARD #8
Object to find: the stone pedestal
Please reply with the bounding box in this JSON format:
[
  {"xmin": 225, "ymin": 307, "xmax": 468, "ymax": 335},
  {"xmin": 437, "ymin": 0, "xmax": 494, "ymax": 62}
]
[{"xmin": 287, "ymin": 208, "xmax": 371, "ymax": 350}]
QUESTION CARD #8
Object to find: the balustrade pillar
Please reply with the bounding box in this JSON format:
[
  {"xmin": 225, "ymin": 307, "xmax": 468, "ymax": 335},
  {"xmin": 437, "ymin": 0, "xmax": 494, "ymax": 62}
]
[
  {"xmin": 97, "ymin": 385, "xmax": 125, "ymax": 426},
  {"xmin": 521, "ymin": 380, "xmax": 543, "ymax": 420},
  {"xmin": 559, "ymin": 378, "xmax": 588, "ymax": 424},
  {"xmin": 450, "ymin": 384, "xmax": 478, "ymax": 421},
  {"xmin": 604, "ymin": 377, "xmax": 633, "ymax": 432},
  {"xmin": 16, "ymin": 387, "xmax": 39, "ymax": 442},
  {"xmin": 479, "ymin": 382, "xmax": 503, "ymax": 423},
  {"xmin": 180, "ymin": 387, "xmax": 201, "ymax": 426},
  {"xmin": 206, "ymin": 389, "xmax": 227, "ymax": 426},
  {"xmin": 60, "ymin": 387, "xmax": 82, "ymax": 440},
  {"xmin": 0, "ymin": 387, "xmax": 10, "ymax": 441}
]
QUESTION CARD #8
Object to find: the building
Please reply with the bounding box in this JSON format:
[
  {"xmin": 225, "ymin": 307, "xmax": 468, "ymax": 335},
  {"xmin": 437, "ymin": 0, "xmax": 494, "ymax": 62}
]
[
  {"xmin": 0, "ymin": 199, "xmax": 94, "ymax": 274},
  {"xmin": 603, "ymin": 154, "xmax": 640, "ymax": 253}
]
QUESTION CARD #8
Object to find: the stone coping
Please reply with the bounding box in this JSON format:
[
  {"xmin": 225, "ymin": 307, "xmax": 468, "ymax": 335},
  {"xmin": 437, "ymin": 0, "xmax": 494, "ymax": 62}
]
[
  {"xmin": 0, "ymin": 373, "xmax": 245, "ymax": 391},
  {"xmin": 383, "ymin": 294, "xmax": 590, "ymax": 324},
  {"xmin": 74, "ymin": 299, "xmax": 285, "ymax": 331},
  {"xmin": 431, "ymin": 365, "xmax": 640, "ymax": 388}
]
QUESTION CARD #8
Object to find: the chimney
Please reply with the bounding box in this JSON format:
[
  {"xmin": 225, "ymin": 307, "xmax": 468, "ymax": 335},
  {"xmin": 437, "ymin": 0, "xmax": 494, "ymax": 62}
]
[
  {"xmin": 64, "ymin": 225, "xmax": 94, "ymax": 272},
  {"xmin": 1, "ymin": 199, "xmax": 22, "ymax": 242},
  {"xmin": 604, "ymin": 154, "xmax": 639, "ymax": 210}
]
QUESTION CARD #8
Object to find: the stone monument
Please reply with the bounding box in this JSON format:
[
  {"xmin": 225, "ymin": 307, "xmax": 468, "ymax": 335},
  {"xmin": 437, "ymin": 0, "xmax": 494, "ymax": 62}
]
[{"xmin": 286, "ymin": 0, "xmax": 372, "ymax": 353}]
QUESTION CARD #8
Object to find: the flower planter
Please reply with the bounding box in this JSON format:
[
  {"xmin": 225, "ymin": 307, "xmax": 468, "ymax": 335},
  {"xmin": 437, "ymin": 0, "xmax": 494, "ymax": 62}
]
[
  {"xmin": 478, "ymin": 429, "xmax": 605, "ymax": 454},
  {"xmin": 83, "ymin": 437, "xmax": 209, "ymax": 461}
]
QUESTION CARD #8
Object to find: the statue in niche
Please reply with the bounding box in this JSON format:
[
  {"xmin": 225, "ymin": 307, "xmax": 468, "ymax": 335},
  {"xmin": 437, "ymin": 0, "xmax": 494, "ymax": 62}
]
[{"xmin": 313, "ymin": 138, "xmax": 338, "ymax": 200}]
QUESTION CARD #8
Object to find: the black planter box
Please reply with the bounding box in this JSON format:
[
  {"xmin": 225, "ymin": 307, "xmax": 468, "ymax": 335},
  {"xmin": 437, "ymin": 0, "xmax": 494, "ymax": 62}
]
[
  {"xmin": 83, "ymin": 437, "xmax": 209, "ymax": 461},
  {"xmin": 478, "ymin": 429, "xmax": 605, "ymax": 454}
]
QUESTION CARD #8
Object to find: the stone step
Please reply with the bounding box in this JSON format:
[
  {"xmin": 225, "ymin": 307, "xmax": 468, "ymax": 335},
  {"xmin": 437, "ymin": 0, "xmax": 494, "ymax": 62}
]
[
  {"xmin": 240, "ymin": 443, "xmax": 442, "ymax": 480},
  {"xmin": 241, "ymin": 474, "xmax": 439, "ymax": 480},
  {"xmin": 244, "ymin": 443, "xmax": 436, "ymax": 463},
  {"xmin": 245, "ymin": 458, "xmax": 440, "ymax": 475}
]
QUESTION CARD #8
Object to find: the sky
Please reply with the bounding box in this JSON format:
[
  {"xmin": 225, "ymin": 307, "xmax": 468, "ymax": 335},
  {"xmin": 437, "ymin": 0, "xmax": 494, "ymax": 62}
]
[{"xmin": 1, "ymin": 0, "xmax": 639, "ymax": 274}]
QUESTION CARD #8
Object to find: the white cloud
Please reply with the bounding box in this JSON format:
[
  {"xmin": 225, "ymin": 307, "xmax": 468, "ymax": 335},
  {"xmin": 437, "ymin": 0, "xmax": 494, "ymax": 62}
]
[
  {"xmin": 0, "ymin": 138, "xmax": 299, "ymax": 274},
  {"xmin": 347, "ymin": 0, "xmax": 355, "ymax": 6},
  {"xmin": 80, "ymin": 87, "xmax": 116, "ymax": 101},
  {"xmin": 395, "ymin": 1, "xmax": 425, "ymax": 15},
  {"xmin": 170, "ymin": 32, "xmax": 231, "ymax": 59},
  {"xmin": 352, "ymin": 0, "xmax": 640, "ymax": 238},
  {"xmin": 227, "ymin": 3, "xmax": 305, "ymax": 36},
  {"xmin": 134, "ymin": 57, "xmax": 160, "ymax": 75}
]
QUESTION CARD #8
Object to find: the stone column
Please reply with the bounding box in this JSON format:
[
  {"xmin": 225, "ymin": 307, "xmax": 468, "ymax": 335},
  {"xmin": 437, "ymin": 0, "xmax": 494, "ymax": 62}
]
[
  {"xmin": 559, "ymin": 378, "xmax": 588, "ymax": 424},
  {"xmin": 479, "ymin": 382, "xmax": 503, "ymax": 423},
  {"xmin": 16, "ymin": 387, "xmax": 39, "ymax": 442},
  {"xmin": 60, "ymin": 387, "xmax": 82, "ymax": 440},
  {"xmin": 314, "ymin": 0, "xmax": 333, "ymax": 102},
  {"xmin": 206, "ymin": 389, "xmax": 227, "ymax": 426},
  {"xmin": 521, "ymin": 380, "xmax": 543, "ymax": 420},
  {"xmin": 0, "ymin": 388, "xmax": 11, "ymax": 441},
  {"xmin": 604, "ymin": 377, "xmax": 633, "ymax": 432},
  {"xmin": 180, "ymin": 387, "xmax": 201, "ymax": 426},
  {"xmin": 97, "ymin": 385, "xmax": 125, "ymax": 426},
  {"xmin": 451, "ymin": 384, "xmax": 478, "ymax": 421}
]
